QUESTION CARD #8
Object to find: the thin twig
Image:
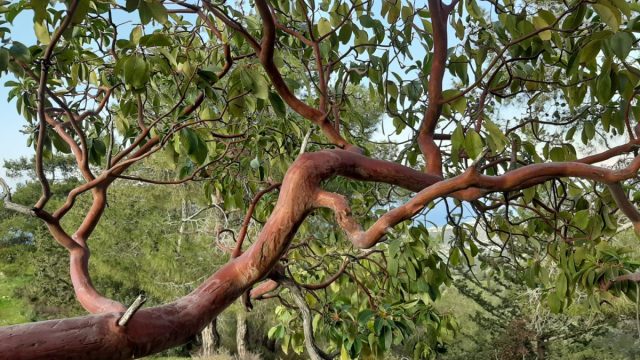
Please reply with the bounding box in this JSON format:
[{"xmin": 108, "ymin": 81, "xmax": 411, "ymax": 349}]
[{"xmin": 117, "ymin": 294, "xmax": 147, "ymax": 327}]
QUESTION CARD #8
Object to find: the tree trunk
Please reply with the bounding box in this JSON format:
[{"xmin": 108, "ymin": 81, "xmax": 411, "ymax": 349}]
[
  {"xmin": 236, "ymin": 311, "xmax": 248, "ymax": 359},
  {"xmin": 535, "ymin": 335, "xmax": 546, "ymax": 360},
  {"xmin": 200, "ymin": 318, "xmax": 220, "ymax": 357},
  {"xmin": 287, "ymin": 284, "xmax": 333, "ymax": 360},
  {"xmin": 178, "ymin": 198, "xmax": 187, "ymax": 253}
]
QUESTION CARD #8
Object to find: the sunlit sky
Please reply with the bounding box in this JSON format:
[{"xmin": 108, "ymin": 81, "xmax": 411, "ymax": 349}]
[{"xmin": 0, "ymin": 11, "xmax": 36, "ymax": 183}]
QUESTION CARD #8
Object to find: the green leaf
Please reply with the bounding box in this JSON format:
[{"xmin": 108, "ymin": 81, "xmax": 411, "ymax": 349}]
[
  {"xmin": 556, "ymin": 272, "xmax": 568, "ymax": 297},
  {"xmin": 451, "ymin": 96, "xmax": 466, "ymax": 114},
  {"xmin": 251, "ymin": 74, "xmax": 269, "ymax": 100},
  {"xmin": 464, "ymin": 130, "xmax": 484, "ymax": 159},
  {"xmin": 147, "ymin": 1, "xmax": 168, "ymax": 24},
  {"xmin": 573, "ymin": 209, "xmax": 590, "ymax": 229},
  {"xmin": 125, "ymin": 0, "xmax": 140, "ymax": 12},
  {"xmin": 357, "ymin": 310, "xmax": 374, "ymax": 325},
  {"xmin": 549, "ymin": 147, "xmax": 564, "ymax": 162},
  {"xmin": 34, "ymin": 21, "xmax": 50, "ymax": 45},
  {"xmin": 608, "ymin": 31, "xmax": 634, "ymax": 60},
  {"xmin": 69, "ymin": 0, "xmax": 90, "ymax": 24},
  {"xmin": 250, "ymin": 156, "xmax": 260, "ymax": 169},
  {"xmin": 593, "ymin": 4, "xmax": 620, "ymax": 31},
  {"xmin": 383, "ymin": 326, "xmax": 393, "ymax": 350},
  {"xmin": 32, "ymin": 0, "xmax": 48, "ymax": 22},
  {"xmin": 465, "ymin": 0, "xmax": 482, "ymax": 21},
  {"xmin": 532, "ymin": 16, "xmax": 552, "ymax": 41},
  {"xmin": 123, "ymin": 56, "xmax": 150, "ymax": 89},
  {"xmin": 484, "ymin": 119, "xmax": 507, "ymax": 154},
  {"xmin": 406, "ymin": 261, "xmax": 417, "ymax": 281},
  {"xmin": 562, "ymin": 5, "xmax": 586, "ymax": 30},
  {"xmin": 388, "ymin": 257, "xmax": 398, "ymax": 276},
  {"xmin": 139, "ymin": 33, "xmax": 172, "ymax": 47},
  {"xmin": 547, "ymin": 292, "xmax": 562, "ymax": 313},
  {"xmin": 338, "ymin": 22, "xmax": 352, "ymax": 44},
  {"xmin": 583, "ymin": 121, "xmax": 596, "ymax": 141},
  {"xmin": 0, "ymin": 48, "xmax": 9, "ymax": 73},
  {"xmin": 269, "ymin": 92, "xmax": 286, "ymax": 117},
  {"xmin": 579, "ymin": 40, "xmax": 601, "ymax": 64},
  {"xmin": 51, "ymin": 132, "xmax": 71, "ymax": 154},
  {"xmin": 387, "ymin": 1, "xmax": 400, "ymax": 23},
  {"xmin": 565, "ymin": 126, "xmax": 577, "ymax": 141},
  {"xmin": 449, "ymin": 247, "xmax": 460, "ymax": 266},
  {"xmin": 180, "ymin": 128, "xmax": 198, "ymax": 154},
  {"xmin": 268, "ymin": 325, "xmax": 282, "ymax": 339},
  {"xmin": 138, "ymin": 1, "xmax": 152, "ymax": 24},
  {"xmin": 596, "ymin": 73, "xmax": 612, "ymax": 104},
  {"xmin": 130, "ymin": 25, "xmax": 143, "ymax": 45},
  {"xmin": 9, "ymin": 42, "xmax": 30, "ymax": 62},
  {"xmin": 178, "ymin": 129, "xmax": 207, "ymax": 165},
  {"xmin": 317, "ymin": 18, "xmax": 331, "ymax": 37}
]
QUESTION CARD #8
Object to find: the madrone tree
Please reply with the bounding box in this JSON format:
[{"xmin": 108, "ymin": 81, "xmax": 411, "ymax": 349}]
[{"xmin": 1, "ymin": 0, "xmax": 640, "ymax": 358}]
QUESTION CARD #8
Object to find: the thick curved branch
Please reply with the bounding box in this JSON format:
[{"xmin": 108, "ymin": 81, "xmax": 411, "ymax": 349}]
[
  {"xmin": 313, "ymin": 191, "xmax": 364, "ymax": 244},
  {"xmin": 351, "ymin": 156, "xmax": 640, "ymax": 249},
  {"xmin": 43, "ymin": 217, "xmax": 127, "ymax": 314},
  {"xmin": 608, "ymin": 182, "xmax": 640, "ymax": 233},
  {"xmin": 417, "ymin": 0, "xmax": 449, "ymax": 176}
]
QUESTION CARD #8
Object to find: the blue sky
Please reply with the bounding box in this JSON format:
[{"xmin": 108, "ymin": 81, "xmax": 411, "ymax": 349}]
[{"xmin": 0, "ymin": 11, "xmax": 36, "ymax": 184}]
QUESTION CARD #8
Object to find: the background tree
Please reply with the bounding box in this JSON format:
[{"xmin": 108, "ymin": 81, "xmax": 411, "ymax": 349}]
[{"xmin": 1, "ymin": 0, "xmax": 640, "ymax": 359}]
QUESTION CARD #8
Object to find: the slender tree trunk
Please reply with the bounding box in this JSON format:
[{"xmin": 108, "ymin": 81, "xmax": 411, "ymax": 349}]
[
  {"xmin": 178, "ymin": 198, "xmax": 187, "ymax": 253},
  {"xmin": 535, "ymin": 335, "xmax": 546, "ymax": 360},
  {"xmin": 236, "ymin": 311, "xmax": 248, "ymax": 359},
  {"xmin": 287, "ymin": 284, "xmax": 333, "ymax": 360},
  {"xmin": 200, "ymin": 318, "xmax": 220, "ymax": 357}
]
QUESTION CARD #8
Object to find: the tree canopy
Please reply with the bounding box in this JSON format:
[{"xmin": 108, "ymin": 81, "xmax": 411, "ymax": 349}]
[{"xmin": 1, "ymin": 0, "xmax": 640, "ymax": 359}]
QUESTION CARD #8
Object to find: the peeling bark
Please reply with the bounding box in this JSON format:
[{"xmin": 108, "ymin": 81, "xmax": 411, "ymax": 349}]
[
  {"xmin": 236, "ymin": 311, "xmax": 248, "ymax": 359},
  {"xmin": 200, "ymin": 318, "xmax": 221, "ymax": 356}
]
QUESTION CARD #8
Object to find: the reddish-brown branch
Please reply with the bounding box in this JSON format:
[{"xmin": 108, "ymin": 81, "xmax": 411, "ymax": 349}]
[
  {"xmin": 243, "ymin": 0, "xmax": 354, "ymax": 150},
  {"xmin": 297, "ymin": 259, "xmax": 350, "ymax": 290},
  {"xmin": 321, "ymin": 153, "xmax": 640, "ymax": 249},
  {"xmin": 232, "ymin": 183, "xmax": 282, "ymax": 258},
  {"xmin": 608, "ymin": 182, "xmax": 640, "ymax": 233},
  {"xmin": 34, "ymin": 0, "xmax": 81, "ymax": 210},
  {"xmin": 601, "ymin": 272, "xmax": 640, "ymax": 291},
  {"xmin": 417, "ymin": 0, "xmax": 449, "ymax": 177},
  {"xmin": 44, "ymin": 114, "xmax": 93, "ymax": 181},
  {"xmin": 43, "ymin": 217, "xmax": 127, "ymax": 314},
  {"xmin": 293, "ymin": 249, "xmax": 378, "ymax": 291},
  {"xmin": 250, "ymin": 279, "xmax": 280, "ymax": 299}
]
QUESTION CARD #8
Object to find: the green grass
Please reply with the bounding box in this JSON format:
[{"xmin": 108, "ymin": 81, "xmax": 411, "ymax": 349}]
[{"xmin": 0, "ymin": 270, "xmax": 34, "ymax": 326}]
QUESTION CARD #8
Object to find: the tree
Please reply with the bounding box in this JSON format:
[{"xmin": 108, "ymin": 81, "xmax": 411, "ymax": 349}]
[{"xmin": 1, "ymin": 0, "xmax": 640, "ymax": 358}]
